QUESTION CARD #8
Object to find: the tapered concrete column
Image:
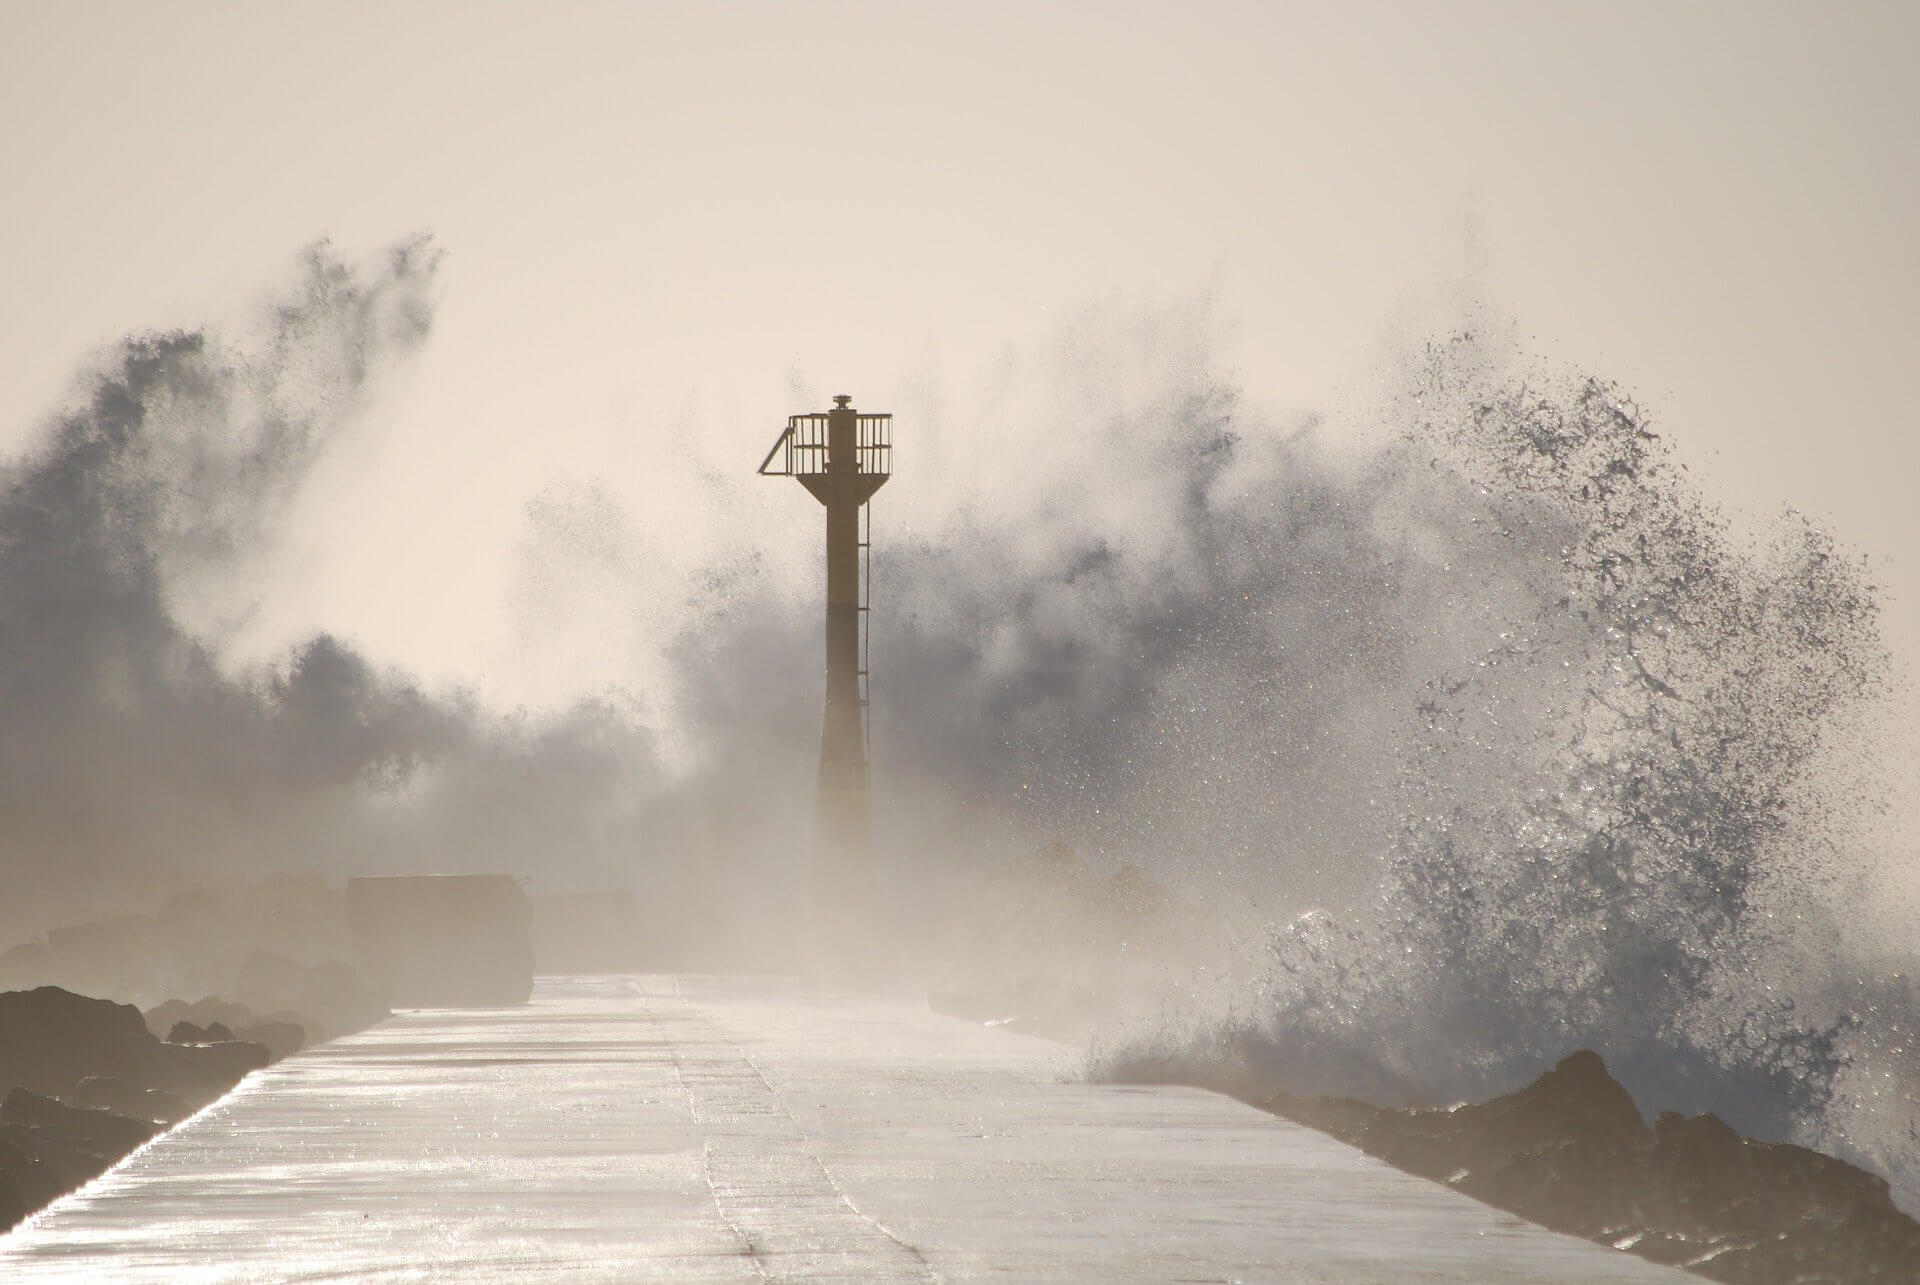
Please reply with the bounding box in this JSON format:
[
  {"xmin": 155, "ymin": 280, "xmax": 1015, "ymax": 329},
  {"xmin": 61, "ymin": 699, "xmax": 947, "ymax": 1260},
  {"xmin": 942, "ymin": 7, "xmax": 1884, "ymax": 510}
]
[
  {"xmin": 778, "ymin": 395, "xmax": 889, "ymax": 976},
  {"xmin": 815, "ymin": 400, "xmax": 871, "ymax": 960}
]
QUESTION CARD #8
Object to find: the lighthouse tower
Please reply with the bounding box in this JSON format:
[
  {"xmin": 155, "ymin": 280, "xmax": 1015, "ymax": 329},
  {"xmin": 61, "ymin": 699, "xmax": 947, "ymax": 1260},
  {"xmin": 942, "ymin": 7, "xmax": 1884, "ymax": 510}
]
[{"xmin": 759, "ymin": 395, "xmax": 892, "ymax": 966}]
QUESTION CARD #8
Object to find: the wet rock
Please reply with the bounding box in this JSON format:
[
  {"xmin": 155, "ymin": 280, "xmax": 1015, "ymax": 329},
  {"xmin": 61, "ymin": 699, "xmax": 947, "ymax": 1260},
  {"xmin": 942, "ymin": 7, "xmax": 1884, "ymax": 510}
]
[
  {"xmin": 0, "ymin": 1088, "xmax": 161, "ymax": 1229},
  {"xmin": 144, "ymin": 996, "xmax": 253, "ymax": 1042},
  {"xmin": 162, "ymin": 1018, "xmax": 236, "ymax": 1045},
  {"xmin": 146, "ymin": 998, "xmax": 307, "ymax": 1061},
  {"xmin": 0, "ymin": 987, "xmax": 164, "ymax": 1102},
  {"xmin": 1645, "ymin": 1110, "xmax": 1753, "ymax": 1231},
  {"xmin": 0, "ymin": 1123, "xmax": 106, "ymax": 1221},
  {"xmin": 71, "ymin": 1075, "xmax": 191, "ymax": 1126},
  {"xmin": 162, "ymin": 1038, "xmax": 270, "ymax": 1099},
  {"xmin": 234, "ymin": 1019, "xmax": 306, "ymax": 1061},
  {"xmin": 1259, "ymin": 1049, "xmax": 1920, "ymax": 1283},
  {"xmin": 1, "ymin": 1088, "xmax": 157, "ymax": 1158},
  {"xmin": 0, "ymin": 986, "xmax": 264, "ymax": 1110},
  {"xmin": 0, "ymin": 988, "xmax": 275, "ymax": 1231}
]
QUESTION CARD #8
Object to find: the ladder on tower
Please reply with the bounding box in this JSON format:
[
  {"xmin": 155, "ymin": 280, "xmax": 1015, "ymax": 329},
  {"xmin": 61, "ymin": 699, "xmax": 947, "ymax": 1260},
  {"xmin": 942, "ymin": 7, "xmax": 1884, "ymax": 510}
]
[{"xmin": 858, "ymin": 499, "xmax": 872, "ymax": 764}]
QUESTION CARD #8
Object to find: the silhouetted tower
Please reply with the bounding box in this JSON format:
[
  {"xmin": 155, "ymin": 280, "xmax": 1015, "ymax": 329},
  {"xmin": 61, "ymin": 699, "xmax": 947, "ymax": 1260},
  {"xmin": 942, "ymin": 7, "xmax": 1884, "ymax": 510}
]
[{"xmin": 759, "ymin": 395, "xmax": 892, "ymax": 959}]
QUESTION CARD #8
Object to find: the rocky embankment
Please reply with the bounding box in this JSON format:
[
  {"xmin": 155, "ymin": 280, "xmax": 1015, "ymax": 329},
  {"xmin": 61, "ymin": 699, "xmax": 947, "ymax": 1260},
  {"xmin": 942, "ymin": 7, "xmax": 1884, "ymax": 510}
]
[
  {"xmin": 1, "ymin": 957, "xmax": 389, "ymax": 1231},
  {"xmin": 928, "ymin": 843, "xmax": 1920, "ymax": 1282},
  {"xmin": 0, "ymin": 874, "xmax": 363, "ymax": 1008},
  {"xmin": 0, "ymin": 986, "xmax": 265, "ymax": 1229},
  {"xmin": 0, "ymin": 874, "xmax": 399, "ymax": 1230},
  {"xmin": 1264, "ymin": 1050, "xmax": 1920, "ymax": 1283}
]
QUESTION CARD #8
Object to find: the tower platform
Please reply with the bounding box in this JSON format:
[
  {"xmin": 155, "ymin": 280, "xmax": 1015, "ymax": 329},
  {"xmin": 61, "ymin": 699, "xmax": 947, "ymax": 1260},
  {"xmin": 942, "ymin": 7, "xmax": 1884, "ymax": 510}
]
[{"xmin": 0, "ymin": 976, "xmax": 1677, "ymax": 1281}]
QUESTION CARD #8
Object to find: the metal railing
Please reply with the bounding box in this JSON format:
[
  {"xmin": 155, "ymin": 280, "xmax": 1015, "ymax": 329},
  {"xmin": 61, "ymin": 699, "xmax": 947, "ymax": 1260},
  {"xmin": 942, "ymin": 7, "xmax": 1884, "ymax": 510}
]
[{"xmin": 757, "ymin": 413, "xmax": 892, "ymax": 478}]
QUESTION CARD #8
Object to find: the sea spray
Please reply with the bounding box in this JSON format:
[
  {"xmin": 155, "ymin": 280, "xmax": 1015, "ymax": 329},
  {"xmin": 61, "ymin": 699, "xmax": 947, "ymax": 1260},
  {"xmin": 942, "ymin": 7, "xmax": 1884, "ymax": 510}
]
[
  {"xmin": 8, "ymin": 253, "xmax": 1916, "ymax": 1209},
  {"xmin": 1090, "ymin": 336, "xmax": 1917, "ymax": 1208},
  {"xmin": 0, "ymin": 239, "xmax": 456, "ymax": 934}
]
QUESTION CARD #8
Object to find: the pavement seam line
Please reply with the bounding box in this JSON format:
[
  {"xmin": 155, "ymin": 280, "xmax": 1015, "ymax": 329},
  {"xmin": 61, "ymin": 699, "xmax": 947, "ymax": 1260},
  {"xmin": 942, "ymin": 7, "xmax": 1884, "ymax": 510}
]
[
  {"xmin": 633, "ymin": 977, "xmax": 772, "ymax": 1278},
  {"xmin": 669, "ymin": 977, "xmax": 938, "ymax": 1281}
]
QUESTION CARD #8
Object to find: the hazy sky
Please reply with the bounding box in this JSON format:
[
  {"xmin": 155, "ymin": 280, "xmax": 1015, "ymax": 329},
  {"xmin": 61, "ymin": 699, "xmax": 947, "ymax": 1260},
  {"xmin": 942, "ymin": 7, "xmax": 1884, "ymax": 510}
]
[{"xmin": 3, "ymin": 2, "xmax": 1915, "ymax": 719}]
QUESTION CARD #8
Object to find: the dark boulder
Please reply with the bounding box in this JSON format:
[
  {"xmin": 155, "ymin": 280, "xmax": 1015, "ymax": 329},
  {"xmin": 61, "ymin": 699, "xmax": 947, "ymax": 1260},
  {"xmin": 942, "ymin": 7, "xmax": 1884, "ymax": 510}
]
[
  {"xmin": 164, "ymin": 1018, "xmax": 238, "ymax": 1046},
  {"xmin": 1459, "ymin": 1050, "xmax": 1650, "ymax": 1237},
  {"xmin": 1278, "ymin": 1049, "xmax": 1651, "ymax": 1237},
  {"xmin": 71, "ymin": 1075, "xmax": 191, "ymax": 1126},
  {"xmin": 1257, "ymin": 1049, "xmax": 1920, "ymax": 1284},
  {"xmin": 0, "ymin": 1124, "xmax": 102, "ymax": 1221},
  {"xmin": 1479, "ymin": 1050, "xmax": 1649, "ymax": 1151},
  {"xmin": 144, "ymin": 996, "xmax": 255, "ymax": 1042},
  {"xmin": 234, "ymin": 1019, "xmax": 306, "ymax": 1061},
  {"xmin": 0, "ymin": 1088, "xmax": 160, "ymax": 1228},
  {"xmin": 0, "ymin": 987, "xmax": 161, "ymax": 1102},
  {"xmin": 146, "ymin": 997, "xmax": 307, "ymax": 1061},
  {"xmin": 161, "ymin": 1038, "xmax": 270, "ymax": 1099},
  {"xmin": 0, "ymin": 1167, "xmax": 20, "ymax": 1231},
  {"xmin": 1, "ymin": 1088, "xmax": 157, "ymax": 1158},
  {"xmin": 0, "ymin": 984, "xmax": 281, "ymax": 1234},
  {"xmin": 0, "ymin": 986, "xmax": 265, "ymax": 1109},
  {"xmin": 1644, "ymin": 1110, "xmax": 1754, "ymax": 1231}
]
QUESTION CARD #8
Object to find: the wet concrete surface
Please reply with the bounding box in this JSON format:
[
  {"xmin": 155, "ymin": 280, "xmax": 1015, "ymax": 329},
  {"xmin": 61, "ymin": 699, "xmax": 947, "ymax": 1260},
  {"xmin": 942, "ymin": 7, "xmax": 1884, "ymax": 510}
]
[{"xmin": 0, "ymin": 975, "xmax": 1679, "ymax": 1281}]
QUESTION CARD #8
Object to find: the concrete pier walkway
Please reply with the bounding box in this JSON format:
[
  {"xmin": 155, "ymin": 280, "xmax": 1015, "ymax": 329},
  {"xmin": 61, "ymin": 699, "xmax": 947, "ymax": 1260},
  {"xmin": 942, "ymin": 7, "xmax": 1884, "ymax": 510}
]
[{"xmin": 0, "ymin": 975, "xmax": 1676, "ymax": 1281}]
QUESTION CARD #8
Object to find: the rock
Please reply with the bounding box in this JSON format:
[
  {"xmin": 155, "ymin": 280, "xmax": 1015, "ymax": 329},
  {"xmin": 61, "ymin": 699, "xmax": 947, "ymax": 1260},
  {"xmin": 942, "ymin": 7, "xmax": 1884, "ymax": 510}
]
[
  {"xmin": 0, "ymin": 984, "xmax": 278, "ymax": 1233},
  {"xmin": 71, "ymin": 1076, "xmax": 191, "ymax": 1126},
  {"xmin": 1482, "ymin": 1050, "xmax": 1650, "ymax": 1152},
  {"xmin": 234, "ymin": 1019, "xmax": 306, "ymax": 1061},
  {"xmin": 0, "ymin": 987, "xmax": 164, "ymax": 1102},
  {"xmin": 165, "ymin": 1018, "xmax": 236, "ymax": 1045},
  {"xmin": 0, "ymin": 1088, "xmax": 157, "ymax": 1158},
  {"xmin": 143, "ymin": 997, "xmax": 254, "ymax": 1042},
  {"xmin": 145, "ymin": 997, "xmax": 308, "ymax": 1061},
  {"xmin": 1256, "ymin": 1049, "xmax": 1920, "ymax": 1284},
  {"xmin": 0, "ymin": 1124, "xmax": 104, "ymax": 1220},
  {"xmin": 1645, "ymin": 1110, "xmax": 1755, "ymax": 1232},
  {"xmin": 0, "ymin": 1167, "xmax": 21, "ymax": 1231},
  {"xmin": 162, "ymin": 1038, "xmax": 270, "ymax": 1097},
  {"xmin": 0, "ymin": 986, "xmax": 262, "ymax": 1109},
  {"xmin": 232, "ymin": 951, "xmax": 387, "ymax": 1042},
  {"xmin": 1460, "ymin": 1050, "xmax": 1651, "ymax": 1237}
]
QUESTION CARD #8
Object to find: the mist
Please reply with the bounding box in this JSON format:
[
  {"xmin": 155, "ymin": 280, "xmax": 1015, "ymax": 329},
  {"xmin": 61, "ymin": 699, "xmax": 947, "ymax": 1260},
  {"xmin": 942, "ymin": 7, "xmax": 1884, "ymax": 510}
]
[{"xmin": 5, "ymin": 239, "xmax": 1916, "ymax": 1213}]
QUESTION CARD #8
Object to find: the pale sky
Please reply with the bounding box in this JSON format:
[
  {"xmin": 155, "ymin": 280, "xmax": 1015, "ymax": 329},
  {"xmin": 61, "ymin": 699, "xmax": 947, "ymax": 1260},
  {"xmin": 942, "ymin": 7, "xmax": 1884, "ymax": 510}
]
[{"xmin": 3, "ymin": 1, "xmax": 1916, "ymax": 730}]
